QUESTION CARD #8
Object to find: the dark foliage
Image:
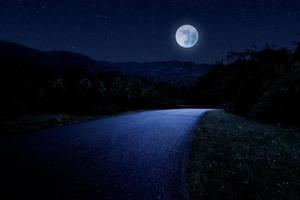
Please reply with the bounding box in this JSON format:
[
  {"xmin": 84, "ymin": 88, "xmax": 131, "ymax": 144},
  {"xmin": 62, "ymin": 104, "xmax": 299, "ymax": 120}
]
[
  {"xmin": 187, "ymin": 43, "xmax": 300, "ymax": 125},
  {"xmin": 2, "ymin": 39, "xmax": 300, "ymax": 125},
  {"xmin": 100, "ymin": 61, "xmax": 216, "ymax": 87},
  {"xmin": 0, "ymin": 41, "xmax": 177, "ymax": 116}
]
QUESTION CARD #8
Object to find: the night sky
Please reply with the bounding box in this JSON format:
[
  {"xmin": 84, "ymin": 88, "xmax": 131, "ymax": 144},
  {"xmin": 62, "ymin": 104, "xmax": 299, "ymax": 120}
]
[{"xmin": 1, "ymin": 0, "xmax": 300, "ymax": 63}]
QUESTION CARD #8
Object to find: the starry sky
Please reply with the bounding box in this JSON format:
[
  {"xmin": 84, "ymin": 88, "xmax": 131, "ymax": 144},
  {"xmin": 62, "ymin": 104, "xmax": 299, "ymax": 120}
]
[{"xmin": 0, "ymin": 0, "xmax": 300, "ymax": 63}]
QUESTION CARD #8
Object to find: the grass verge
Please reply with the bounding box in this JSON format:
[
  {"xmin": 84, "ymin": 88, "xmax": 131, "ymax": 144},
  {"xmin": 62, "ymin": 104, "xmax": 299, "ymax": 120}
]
[
  {"xmin": 187, "ymin": 110, "xmax": 300, "ymax": 200},
  {"xmin": 0, "ymin": 114, "xmax": 95, "ymax": 134}
]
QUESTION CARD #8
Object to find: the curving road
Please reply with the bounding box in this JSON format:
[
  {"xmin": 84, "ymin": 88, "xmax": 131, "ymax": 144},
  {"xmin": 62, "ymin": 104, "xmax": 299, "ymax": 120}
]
[{"xmin": 0, "ymin": 109, "xmax": 210, "ymax": 200}]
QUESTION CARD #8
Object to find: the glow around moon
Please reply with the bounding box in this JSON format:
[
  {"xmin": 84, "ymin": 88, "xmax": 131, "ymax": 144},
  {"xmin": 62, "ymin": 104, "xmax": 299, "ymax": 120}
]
[{"xmin": 175, "ymin": 25, "xmax": 198, "ymax": 48}]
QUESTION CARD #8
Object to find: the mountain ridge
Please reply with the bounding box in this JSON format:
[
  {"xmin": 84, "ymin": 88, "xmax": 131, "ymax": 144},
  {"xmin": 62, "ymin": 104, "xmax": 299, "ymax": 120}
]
[{"xmin": 0, "ymin": 40, "xmax": 216, "ymax": 87}]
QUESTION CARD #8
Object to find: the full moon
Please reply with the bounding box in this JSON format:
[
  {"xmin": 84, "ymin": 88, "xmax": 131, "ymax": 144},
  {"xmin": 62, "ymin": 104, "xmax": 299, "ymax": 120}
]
[{"xmin": 175, "ymin": 25, "xmax": 198, "ymax": 48}]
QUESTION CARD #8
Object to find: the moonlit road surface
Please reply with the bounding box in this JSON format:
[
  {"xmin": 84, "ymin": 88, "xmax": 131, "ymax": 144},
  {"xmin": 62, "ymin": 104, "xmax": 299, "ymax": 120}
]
[{"xmin": 0, "ymin": 109, "xmax": 210, "ymax": 200}]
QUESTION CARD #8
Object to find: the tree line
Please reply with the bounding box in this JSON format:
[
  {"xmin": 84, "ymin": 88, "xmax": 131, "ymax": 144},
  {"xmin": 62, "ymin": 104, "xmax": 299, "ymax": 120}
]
[
  {"xmin": 187, "ymin": 42, "xmax": 300, "ymax": 125},
  {"xmin": 0, "ymin": 57, "xmax": 177, "ymax": 116}
]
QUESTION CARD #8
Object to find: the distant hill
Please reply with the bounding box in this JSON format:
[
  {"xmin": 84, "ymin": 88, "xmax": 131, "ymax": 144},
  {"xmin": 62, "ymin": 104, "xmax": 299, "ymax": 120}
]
[
  {"xmin": 0, "ymin": 40, "xmax": 215, "ymax": 87},
  {"xmin": 0, "ymin": 40, "xmax": 100, "ymax": 73},
  {"xmin": 100, "ymin": 61, "xmax": 216, "ymax": 87},
  {"xmin": 0, "ymin": 40, "xmax": 180, "ymax": 115}
]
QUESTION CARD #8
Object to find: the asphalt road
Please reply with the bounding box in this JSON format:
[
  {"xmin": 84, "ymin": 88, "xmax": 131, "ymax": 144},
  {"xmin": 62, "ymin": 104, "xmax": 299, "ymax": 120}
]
[{"xmin": 0, "ymin": 109, "xmax": 210, "ymax": 200}]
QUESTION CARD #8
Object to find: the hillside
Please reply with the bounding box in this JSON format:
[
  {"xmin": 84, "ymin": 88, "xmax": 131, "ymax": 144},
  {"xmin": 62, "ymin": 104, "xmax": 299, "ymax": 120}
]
[
  {"xmin": 100, "ymin": 61, "xmax": 216, "ymax": 87},
  {"xmin": 0, "ymin": 40, "xmax": 178, "ymax": 115},
  {"xmin": 0, "ymin": 40, "xmax": 100, "ymax": 74},
  {"xmin": 0, "ymin": 40, "xmax": 215, "ymax": 87}
]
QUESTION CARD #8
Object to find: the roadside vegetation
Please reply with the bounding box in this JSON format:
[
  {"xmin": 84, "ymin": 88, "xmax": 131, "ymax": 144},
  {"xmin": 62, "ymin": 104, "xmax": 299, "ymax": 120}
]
[
  {"xmin": 0, "ymin": 114, "xmax": 95, "ymax": 134},
  {"xmin": 0, "ymin": 41, "xmax": 177, "ymax": 133},
  {"xmin": 2, "ymin": 40, "xmax": 300, "ymax": 134},
  {"xmin": 187, "ymin": 42, "xmax": 300, "ymax": 126},
  {"xmin": 187, "ymin": 110, "xmax": 300, "ymax": 200}
]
